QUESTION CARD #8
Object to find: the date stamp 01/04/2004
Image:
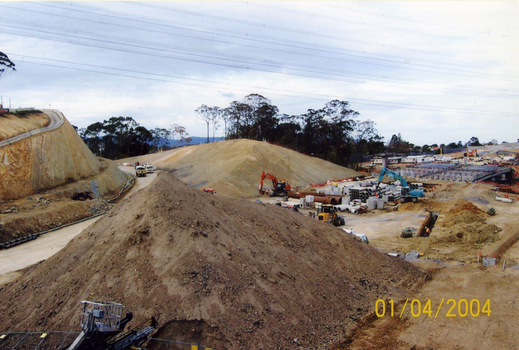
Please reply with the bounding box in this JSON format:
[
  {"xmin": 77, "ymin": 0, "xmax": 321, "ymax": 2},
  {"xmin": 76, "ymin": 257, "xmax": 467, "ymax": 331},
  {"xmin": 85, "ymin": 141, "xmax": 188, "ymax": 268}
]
[{"xmin": 375, "ymin": 298, "xmax": 491, "ymax": 318}]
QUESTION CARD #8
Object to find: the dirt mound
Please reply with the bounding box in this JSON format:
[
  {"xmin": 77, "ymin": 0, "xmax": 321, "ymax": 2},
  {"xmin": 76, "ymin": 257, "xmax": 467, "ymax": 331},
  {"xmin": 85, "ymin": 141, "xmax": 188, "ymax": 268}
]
[
  {"xmin": 433, "ymin": 199, "xmax": 501, "ymax": 245},
  {"xmin": 0, "ymin": 172, "xmax": 423, "ymax": 349},
  {"xmin": 444, "ymin": 198, "xmax": 486, "ymax": 216},
  {"xmin": 154, "ymin": 139, "xmax": 362, "ymax": 197}
]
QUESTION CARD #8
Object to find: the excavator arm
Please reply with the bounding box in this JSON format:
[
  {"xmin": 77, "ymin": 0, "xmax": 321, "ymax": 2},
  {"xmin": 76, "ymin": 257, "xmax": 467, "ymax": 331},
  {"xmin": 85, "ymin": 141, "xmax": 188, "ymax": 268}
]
[
  {"xmin": 259, "ymin": 171, "xmax": 278, "ymax": 194},
  {"xmin": 377, "ymin": 167, "xmax": 408, "ymax": 187}
]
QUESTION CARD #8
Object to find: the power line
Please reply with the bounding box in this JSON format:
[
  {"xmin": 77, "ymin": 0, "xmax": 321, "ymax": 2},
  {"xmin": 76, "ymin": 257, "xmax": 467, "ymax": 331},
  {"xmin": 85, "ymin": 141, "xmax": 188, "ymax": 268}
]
[
  {"xmin": 0, "ymin": 20, "xmax": 517, "ymax": 101},
  {"xmin": 7, "ymin": 53, "xmax": 517, "ymax": 118},
  {"xmin": 8, "ymin": 2, "xmax": 519, "ymax": 83}
]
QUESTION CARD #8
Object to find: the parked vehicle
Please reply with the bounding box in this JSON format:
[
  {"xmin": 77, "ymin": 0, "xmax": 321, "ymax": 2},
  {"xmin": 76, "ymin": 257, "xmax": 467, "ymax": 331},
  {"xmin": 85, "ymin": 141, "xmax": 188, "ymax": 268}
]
[
  {"xmin": 259, "ymin": 171, "xmax": 291, "ymax": 197},
  {"xmin": 317, "ymin": 204, "xmax": 345, "ymax": 226},
  {"xmin": 135, "ymin": 165, "xmax": 147, "ymax": 177}
]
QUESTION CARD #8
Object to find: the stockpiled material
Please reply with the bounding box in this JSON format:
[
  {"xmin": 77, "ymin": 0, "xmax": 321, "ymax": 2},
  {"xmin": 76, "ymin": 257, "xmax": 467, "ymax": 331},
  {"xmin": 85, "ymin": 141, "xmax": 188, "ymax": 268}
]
[
  {"xmin": 154, "ymin": 139, "xmax": 362, "ymax": 197},
  {"xmin": 0, "ymin": 173, "xmax": 424, "ymax": 349}
]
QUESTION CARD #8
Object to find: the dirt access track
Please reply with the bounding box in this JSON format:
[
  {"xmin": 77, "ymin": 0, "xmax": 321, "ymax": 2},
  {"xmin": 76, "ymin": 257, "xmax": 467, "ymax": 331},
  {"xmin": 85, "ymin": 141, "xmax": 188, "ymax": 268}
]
[
  {"xmin": 0, "ymin": 110, "xmax": 132, "ymax": 243},
  {"xmin": 119, "ymin": 138, "xmax": 362, "ymax": 198},
  {"xmin": 336, "ymin": 182, "xmax": 519, "ymax": 350},
  {"xmin": 1, "ymin": 120, "xmax": 519, "ymax": 349},
  {"xmin": 0, "ymin": 172, "xmax": 426, "ymax": 349}
]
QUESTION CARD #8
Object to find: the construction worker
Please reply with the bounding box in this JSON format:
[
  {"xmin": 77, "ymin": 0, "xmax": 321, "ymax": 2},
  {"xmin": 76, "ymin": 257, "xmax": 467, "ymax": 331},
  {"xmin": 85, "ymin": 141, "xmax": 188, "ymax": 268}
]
[{"xmin": 425, "ymin": 227, "xmax": 431, "ymax": 236}]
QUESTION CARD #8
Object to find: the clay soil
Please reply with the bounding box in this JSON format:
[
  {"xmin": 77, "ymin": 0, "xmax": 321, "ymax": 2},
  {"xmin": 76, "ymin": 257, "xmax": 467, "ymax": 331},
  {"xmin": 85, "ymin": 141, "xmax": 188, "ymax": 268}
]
[
  {"xmin": 0, "ymin": 159, "xmax": 132, "ymax": 244},
  {"xmin": 120, "ymin": 139, "xmax": 362, "ymax": 198},
  {"xmin": 0, "ymin": 172, "xmax": 426, "ymax": 349},
  {"xmin": 336, "ymin": 181, "xmax": 519, "ymax": 350},
  {"xmin": 0, "ymin": 112, "xmax": 49, "ymax": 141}
]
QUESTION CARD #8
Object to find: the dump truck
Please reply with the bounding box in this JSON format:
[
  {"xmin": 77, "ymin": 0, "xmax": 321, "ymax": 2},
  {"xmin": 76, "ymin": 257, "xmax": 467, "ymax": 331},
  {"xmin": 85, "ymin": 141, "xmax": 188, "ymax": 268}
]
[{"xmin": 135, "ymin": 165, "xmax": 147, "ymax": 177}]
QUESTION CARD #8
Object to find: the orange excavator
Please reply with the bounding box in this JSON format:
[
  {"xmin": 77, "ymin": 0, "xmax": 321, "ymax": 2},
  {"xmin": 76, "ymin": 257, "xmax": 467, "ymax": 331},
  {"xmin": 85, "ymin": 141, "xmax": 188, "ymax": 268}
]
[{"xmin": 259, "ymin": 171, "xmax": 291, "ymax": 197}]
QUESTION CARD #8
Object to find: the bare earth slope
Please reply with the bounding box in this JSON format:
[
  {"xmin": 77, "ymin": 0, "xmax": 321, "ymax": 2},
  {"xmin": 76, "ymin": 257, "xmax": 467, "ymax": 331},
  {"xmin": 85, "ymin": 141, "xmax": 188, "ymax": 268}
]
[
  {"xmin": 0, "ymin": 116, "xmax": 103, "ymax": 200},
  {"xmin": 154, "ymin": 139, "xmax": 362, "ymax": 197},
  {"xmin": 0, "ymin": 172, "xmax": 423, "ymax": 349},
  {"xmin": 0, "ymin": 112, "xmax": 50, "ymax": 141}
]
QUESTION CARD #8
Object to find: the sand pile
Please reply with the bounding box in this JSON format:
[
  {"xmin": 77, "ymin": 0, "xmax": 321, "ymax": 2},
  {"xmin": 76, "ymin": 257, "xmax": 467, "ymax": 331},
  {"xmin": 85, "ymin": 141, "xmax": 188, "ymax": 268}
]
[
  {"xmin": 0, "ymin": 173, "xmax": 423, "ymax": 349},
  {"xmin": 434, "ymin": 199, "xmax": 501, "ymax": 245},
  {"xmin": 154, "ymin": 139, "xmax": 362, "ymax": 197}
]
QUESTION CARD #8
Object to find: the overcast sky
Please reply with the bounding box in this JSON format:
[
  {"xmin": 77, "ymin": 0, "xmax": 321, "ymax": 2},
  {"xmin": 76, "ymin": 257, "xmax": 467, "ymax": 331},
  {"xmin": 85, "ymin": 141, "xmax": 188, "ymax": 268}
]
[{"xmin": 0, "ymin": 1, "xmax": 518, "ymax": 146}]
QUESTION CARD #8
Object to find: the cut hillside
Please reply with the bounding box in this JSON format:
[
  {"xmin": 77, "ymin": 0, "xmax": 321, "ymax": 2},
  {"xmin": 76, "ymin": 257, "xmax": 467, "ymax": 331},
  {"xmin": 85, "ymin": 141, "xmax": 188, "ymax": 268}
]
[
  {"xmin": 0, "ymin": 111, "xmax": 50, "ymax": 141},
  {"xmin": 0, "ymin": 112, "xmax": 129, "ymax": 200},
  {"xmin": 154, "ymin": 139, "xmax": 362, "ymax": 197},
  {"xmin": 0, "ymin": 172, "xmax": 424, "ymax": 349}
]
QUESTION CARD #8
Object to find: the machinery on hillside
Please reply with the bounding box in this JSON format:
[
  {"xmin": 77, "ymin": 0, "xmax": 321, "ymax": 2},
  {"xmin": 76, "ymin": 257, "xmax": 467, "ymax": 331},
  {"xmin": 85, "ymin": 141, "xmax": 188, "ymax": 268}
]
[
  {"xmin": 317, "ymin": 204, "xmax": 345, "ymax": 226},
  {"xmin": 66, "ymin": 301, "xmax": 157, "ymax": 350},
  {"xmin": 259, "ymin": 171, "xmax": 291, "ymax": 197},
  {"xmin": 377, "ymin": 167, "xmax": 425, "ymax": 203}
]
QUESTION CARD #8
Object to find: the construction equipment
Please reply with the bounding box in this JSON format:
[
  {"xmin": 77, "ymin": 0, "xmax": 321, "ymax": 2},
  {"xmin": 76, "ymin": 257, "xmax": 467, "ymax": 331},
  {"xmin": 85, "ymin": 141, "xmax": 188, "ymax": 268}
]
[
  {"xmin": 487, "ymin": 207, "xmax": 496, "ymax": 216},
  {"xmin": 66, "ymin": 301, "xmax": 157, "ymax": 350},
  {"xmin": 317, "ymin": 204, "xmax": 345, "ymax": 226},
  {"xmin": 259, "ymin": 171, "xmax": 291, "ymax": 197},
  {"xmin": 135, "ymin": 165, "xmax": 147, "ymax": 177},
  {"xmin": 377, "ymin": 167, "xmax": 424, "ymax": 203},
  {"xmin": 401, "ymin": 227, "xmax": 416, "ymax": 238}
]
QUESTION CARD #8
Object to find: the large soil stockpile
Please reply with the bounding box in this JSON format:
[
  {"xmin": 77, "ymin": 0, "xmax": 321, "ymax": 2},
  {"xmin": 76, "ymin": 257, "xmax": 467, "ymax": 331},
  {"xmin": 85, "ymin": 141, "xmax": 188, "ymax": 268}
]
[
  {"xmin": 155, "ymin": 139, "xmax": 362, "ymax": 197},
  {"xmin": 0, "ymin": 173, "xmax": 423, "ymax": 349},
  {"xmin": 0, "ymin": 111, "xmax": 127, "ymax": 200}
]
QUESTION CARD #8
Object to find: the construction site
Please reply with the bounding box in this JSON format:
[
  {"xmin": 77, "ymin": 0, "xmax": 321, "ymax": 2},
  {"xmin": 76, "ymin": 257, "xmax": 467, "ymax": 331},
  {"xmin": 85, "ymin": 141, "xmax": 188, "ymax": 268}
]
[{"xmin": 1, "ymin": 111, "xmax": 519, "ymax": 350}]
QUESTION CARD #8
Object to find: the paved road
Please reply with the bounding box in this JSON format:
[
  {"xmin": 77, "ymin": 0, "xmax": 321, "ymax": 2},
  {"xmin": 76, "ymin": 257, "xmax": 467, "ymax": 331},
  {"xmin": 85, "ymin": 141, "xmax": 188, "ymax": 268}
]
[
  {"xmin": 0, "ymin": 109, "xmax": 64, "ymax": 148},
  {"xmin": 0, "ymin": 167, "xmax": 158, "ymax": 283}
]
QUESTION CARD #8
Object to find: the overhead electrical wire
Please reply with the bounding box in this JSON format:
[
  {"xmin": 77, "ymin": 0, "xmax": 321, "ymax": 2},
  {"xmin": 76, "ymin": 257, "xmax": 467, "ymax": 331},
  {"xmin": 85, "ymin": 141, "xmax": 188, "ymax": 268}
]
[
  {"xmin": 130, "ymin": 1, "xmax": 499, "ymax": 74},
  {"xmin": 7, "ymin": 2, "xmax": 519, "ymax": 83},
  {"xmin": 1, "ymin": 22, "xmax": 516, "ymax": 102},
  {"xmin": 7, "ymin": 53, "xmax": 517, "ymax": 118},
  {"xmin": 0, "ymin": 2, "xmax": 516, "ymax": 119}
]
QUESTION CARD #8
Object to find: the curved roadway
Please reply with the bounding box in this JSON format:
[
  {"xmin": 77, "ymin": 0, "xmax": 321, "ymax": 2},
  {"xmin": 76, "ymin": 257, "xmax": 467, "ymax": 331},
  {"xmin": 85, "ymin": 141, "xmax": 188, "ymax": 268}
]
[
  {"xmin": 0, "ymin": 109, "xmax": 64, "ymax": 148},
  {"xmin": 0, "ymin": 167, "xmax": 158, "ymax": 285}
]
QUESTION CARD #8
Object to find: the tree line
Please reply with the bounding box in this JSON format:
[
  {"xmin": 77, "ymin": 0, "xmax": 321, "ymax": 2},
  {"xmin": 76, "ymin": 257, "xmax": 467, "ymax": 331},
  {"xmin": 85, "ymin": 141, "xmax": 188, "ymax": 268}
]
[
  {"xmin": 196, "ymin": 94, "xmax": 384, "ymax": 168},
  {"xmin": 79, "ymin": 116, "xmax": 191, "ymax": 159}
]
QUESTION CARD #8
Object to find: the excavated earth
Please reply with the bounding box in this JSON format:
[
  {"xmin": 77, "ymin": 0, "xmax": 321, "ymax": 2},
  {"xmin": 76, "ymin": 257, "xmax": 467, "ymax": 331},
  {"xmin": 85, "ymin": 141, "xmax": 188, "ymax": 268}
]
[
  {"xmin": 147, "ymin": 139, "xmax": 363, "ymax": 198},
  {"xmin": 0, "ymin": 172, "xmax": 425, "ymax": 349},
  {"xmin": 0, "ymin": 112, "xmax": 132, "ymax": 243}
]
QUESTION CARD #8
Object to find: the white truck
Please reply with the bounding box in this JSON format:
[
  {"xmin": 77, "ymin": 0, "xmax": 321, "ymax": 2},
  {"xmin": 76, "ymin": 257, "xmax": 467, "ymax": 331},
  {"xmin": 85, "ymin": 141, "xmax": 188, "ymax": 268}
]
[
  {"xmin": 135, "ymin": 165, "xmax": 147, "ymax": 177},
  {"xmin": 145, "ymin": 164, "xmax": 156, "ymax": 173}
]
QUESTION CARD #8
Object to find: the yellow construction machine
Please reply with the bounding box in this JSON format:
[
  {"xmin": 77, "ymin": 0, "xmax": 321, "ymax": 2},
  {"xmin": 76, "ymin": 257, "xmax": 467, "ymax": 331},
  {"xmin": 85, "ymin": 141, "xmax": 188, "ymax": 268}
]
[{"xmin": 317, "ymin": 204, "xmax": 345, "ymax": 226}]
